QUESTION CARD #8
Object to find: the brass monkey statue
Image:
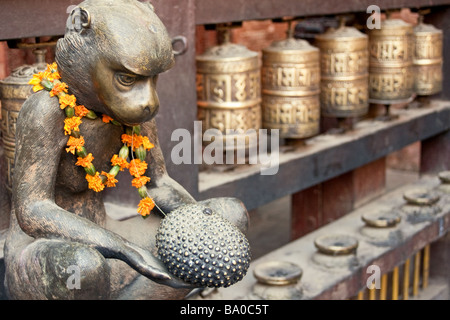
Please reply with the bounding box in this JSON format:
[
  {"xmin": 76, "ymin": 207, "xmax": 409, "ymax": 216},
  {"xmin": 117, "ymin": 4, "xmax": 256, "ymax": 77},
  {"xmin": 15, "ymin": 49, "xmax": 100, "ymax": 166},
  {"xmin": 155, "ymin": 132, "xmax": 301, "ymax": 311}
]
[{"xmin": 4, "ymin": 0, "xmax": 250, "ymax": 299}]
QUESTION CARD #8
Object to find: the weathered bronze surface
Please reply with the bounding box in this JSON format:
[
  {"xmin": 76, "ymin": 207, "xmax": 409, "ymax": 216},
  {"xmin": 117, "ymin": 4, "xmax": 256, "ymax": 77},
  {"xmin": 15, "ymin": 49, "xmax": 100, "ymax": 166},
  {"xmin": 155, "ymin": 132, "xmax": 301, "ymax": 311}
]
[
  {"xmin": 315, "ymin": 22, "xmax": 369, "ymax": 118},
  {"xmin": 261, "ymin": 28, "xmax": 320, "ymax": 139},
  {"xmin": 196, "ymin": 30, "xmax": 261, "ymax": 151},
  {"xmin": 368, "ymin": 18, "xmax": 414, "ymax": 103},
  {"xmin": 0, "ymin": 49, "xmax": 47, "ymax": 192},
  {"xmin": 413, "ymin": 17, "xmax": 443, "ymax": 96},
  {"xmin": 4, "ymin": 0, "xmax": 249, "ymax": 300}
]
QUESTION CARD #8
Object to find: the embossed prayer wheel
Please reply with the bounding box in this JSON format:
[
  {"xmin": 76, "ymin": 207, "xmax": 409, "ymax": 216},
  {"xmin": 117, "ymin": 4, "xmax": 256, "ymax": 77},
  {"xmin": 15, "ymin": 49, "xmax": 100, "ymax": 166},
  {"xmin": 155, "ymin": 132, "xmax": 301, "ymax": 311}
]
[
  {"xmin": 413, "ymin": 16, "xmax": 443, "ymax": 96},
  {"xmin": 315, "ymin": 21, "xmax": 369, "ymax": 118},
  {"xmin": 368, "ymin": 17, "xmax": 414, "ymax": 103},
  {"xmin": 0, "ymin": 49, "xmax": 47, "ymax": 192},
  {"xmin": 196, "ymin": 30, "xmax": 261, "ymax": 152},
  {"xmin": 261, "ymin": 26, "xmax": 320, "ymax": 139}
]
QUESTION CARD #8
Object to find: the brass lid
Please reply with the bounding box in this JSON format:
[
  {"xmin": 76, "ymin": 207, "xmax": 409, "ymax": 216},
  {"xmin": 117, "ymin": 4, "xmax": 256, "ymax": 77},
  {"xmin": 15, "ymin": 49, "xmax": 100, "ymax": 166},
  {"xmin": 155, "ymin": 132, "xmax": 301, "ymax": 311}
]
[
  {"xmin": 314, "ymin": 234, "xmax": 359, "ymax": 255},
  {"xmin": 263, "ymin": 38, "xmax": 319, "ymax": 64},
  {"xmin": 315, "ymin": 25, "xmax": 367, "ymax": 51},
  {"xmin": 196, "ymin": 42, "xmax": 259, "ymax": 74},
  {"xmin": 253, "ymin": 261, "xmax": 303, "ymax": 286},
  {"xmin": 414, "ymin": 21, "xmax": 442, "ymax": 35},
  {"xmin": 362, "ymin": 210, "xmax": 401, "ymax": 228},
  {"xmin": 403, "ymin": 188, "xmax": 440, "ymax": 206},
  {"xmin": 368, "ymin": 18, "xmax": 413, "ymax": 37},
  {"xmin": 438, "ymin": 171, "xmax": 450, "ymax": 184}
]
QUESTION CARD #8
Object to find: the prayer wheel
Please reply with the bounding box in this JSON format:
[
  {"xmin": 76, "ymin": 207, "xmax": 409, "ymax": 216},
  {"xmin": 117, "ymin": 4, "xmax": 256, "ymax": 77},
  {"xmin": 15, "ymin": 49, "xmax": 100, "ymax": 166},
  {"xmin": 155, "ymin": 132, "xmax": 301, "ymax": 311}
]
[
  {"xmin": 413, "ymin": 16, "xmax": 443, "ymax": 96},
  {"xmin": 0, "ymin": 49, "xmax": 47, "ymax": 192},
  {"xmin": 315, "ymin": 21, "xmax": 369, "ymax": 118},
  {"xmin": 196, "ymin": 30, "xmax": 261, "ymax": 152},
  {"xmin": 261, "ymin": 26, "xmax": 320, "ymax": 139},
  {"xmin": 368, "ymin": 17, "xmax": 414, "ymax": 103}
]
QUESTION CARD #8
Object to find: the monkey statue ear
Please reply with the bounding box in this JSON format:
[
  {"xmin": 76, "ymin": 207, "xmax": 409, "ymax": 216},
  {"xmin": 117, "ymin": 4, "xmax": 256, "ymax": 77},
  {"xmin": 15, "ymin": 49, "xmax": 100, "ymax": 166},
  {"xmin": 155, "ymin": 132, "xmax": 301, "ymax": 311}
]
[
  {"xmin": 141, "ymin": 0, "xmax": 155, "ymax": 12},
  {"xmin": 68, "ymin": 6, "xmax": 91, "ymax": 34}
]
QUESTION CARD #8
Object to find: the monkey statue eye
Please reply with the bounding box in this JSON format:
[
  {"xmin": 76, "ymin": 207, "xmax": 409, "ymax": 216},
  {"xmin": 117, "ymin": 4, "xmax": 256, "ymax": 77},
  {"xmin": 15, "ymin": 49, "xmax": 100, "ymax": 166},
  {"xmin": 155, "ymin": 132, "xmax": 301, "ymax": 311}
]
[{"xmin": 116, "ymin": 73, "xmax": 137, "ymax": 86}]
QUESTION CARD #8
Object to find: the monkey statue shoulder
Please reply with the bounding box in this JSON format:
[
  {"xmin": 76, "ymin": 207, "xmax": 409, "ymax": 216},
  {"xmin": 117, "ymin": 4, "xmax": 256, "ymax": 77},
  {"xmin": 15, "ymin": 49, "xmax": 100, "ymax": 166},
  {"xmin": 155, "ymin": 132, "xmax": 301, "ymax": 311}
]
[{"xmin": 3, "ymin": 0, "xmax": 250, "ymax": 300}]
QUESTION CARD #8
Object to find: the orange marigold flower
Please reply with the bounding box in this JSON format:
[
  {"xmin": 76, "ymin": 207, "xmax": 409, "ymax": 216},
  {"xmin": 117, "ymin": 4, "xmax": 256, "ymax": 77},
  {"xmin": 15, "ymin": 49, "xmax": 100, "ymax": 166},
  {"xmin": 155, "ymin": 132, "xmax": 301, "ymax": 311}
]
[
  {"xmin": 110, "ymin": 154, "xmax": 129, "ymax": 171},
  {"xmin": 64, "ymin": 116, "xmax": 82, "ymax": 135},
  {"xmin": 102, "ymin": 114, "xmax": 114, "ymax": 123},
  {"xmin": 75, "ymin": 153, "xmax": 94, "ymax": 168},
  {"xmin": 50, "ymin": 81, "xmax": 68, "ymax": 97},
  {"xmin": 121, "ymin": 134, "xmax": 153, "ymax": 151},
  {"xmin": 101, "ymin": 171, "xmax": 118, "ymax": 188},
  {"xmin": 129, "ymin": 159, "xmax": 148, "ymax": 177},
  {"xmin": 137, "ymin": 197, "xmax": 155, "ymax": 217},
  {"xmin": 65, "ymin": 136, "xmax": 85, "ymax": 154},
  {"xmin": 86, "ymin": 172, "xmax": 105, "ymax": 192},
  {"xmin": 59, "ymin": 94, "xmax": 77, "ymax": 109},
  {"xmin": 141, "ymin": 136, "xmax": 154, "ymax": 151},
  {"xmin": 74, "ymin": 105, "xmax": 90, "ymax": 117},
  {"xmin": 45, "ymin": 63, "xmax": 60, "ymax": 81},
  {"xmin": 46, "ymin": 62, "xmax": 58, "ymax": 73},
  {"xmin": 121, "ymin": 133, "xmax": 134, "ymax": 146},
  {"xmin": 131, "ymin": 175, "xmax": 151, "ymax": 188}
]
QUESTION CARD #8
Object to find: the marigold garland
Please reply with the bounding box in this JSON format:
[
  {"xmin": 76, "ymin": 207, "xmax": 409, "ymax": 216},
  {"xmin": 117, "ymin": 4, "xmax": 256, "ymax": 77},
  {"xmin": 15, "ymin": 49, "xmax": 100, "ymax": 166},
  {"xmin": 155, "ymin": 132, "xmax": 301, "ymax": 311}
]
[{"xmin": 29, "ymin": 62, "xmax": 156, "ymax": 218}]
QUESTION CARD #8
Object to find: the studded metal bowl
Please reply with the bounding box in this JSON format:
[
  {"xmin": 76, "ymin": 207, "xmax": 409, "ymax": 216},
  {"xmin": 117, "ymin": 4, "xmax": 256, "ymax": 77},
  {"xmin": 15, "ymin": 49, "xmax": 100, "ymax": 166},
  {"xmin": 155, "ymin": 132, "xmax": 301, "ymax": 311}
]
[{"xmin": 156, "ymin": 203, "xmax": 251, "ymax": 288}]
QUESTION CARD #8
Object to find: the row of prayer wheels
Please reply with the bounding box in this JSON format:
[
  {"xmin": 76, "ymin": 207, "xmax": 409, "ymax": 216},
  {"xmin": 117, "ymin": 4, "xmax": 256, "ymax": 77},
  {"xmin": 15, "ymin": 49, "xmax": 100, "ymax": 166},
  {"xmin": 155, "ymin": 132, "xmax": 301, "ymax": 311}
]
[{"xmin": 196, "ymin": 15, "xmax": 443, "ymax": 143}]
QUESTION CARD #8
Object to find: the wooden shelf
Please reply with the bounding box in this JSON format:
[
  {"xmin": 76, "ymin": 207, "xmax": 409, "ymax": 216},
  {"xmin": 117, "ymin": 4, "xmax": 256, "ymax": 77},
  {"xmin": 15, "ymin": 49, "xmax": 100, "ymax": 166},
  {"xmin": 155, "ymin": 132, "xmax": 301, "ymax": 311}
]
[
  {"xmin": 192, "ymin": 174, "xmax": 450, "ymax": 300},
  {"xmin": 197, "ymin": 100, "xmax": 450, "ymax": 211}
]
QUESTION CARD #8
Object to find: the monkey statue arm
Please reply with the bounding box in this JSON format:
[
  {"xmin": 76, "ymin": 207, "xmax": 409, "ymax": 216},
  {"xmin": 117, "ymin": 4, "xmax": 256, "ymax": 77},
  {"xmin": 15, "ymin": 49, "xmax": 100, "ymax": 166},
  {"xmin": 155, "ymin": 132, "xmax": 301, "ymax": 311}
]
[
  {"xmin": 12, "ymin": 92, "xmax": 193, "ymax": 289},
  {"xmin": 141, "ymin": 120, "xmax": 249, "ymax": 234},
  {"xmin": 140, "ymin": 119, "xmax": 197, "ymax": 215}
]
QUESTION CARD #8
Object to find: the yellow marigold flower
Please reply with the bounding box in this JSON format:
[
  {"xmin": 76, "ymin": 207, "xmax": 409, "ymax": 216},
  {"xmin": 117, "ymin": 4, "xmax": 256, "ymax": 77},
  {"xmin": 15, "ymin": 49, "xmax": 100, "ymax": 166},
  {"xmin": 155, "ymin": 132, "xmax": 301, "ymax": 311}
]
[
  {"xmin": 129, "ymin": 159, "xmax": 147, "ymax": 177},
  {"xmin": 131, "ymin": 175, "xmax": 151, "ymax": 188},
  {"xmin": 50, "ymin": 82, "xmax": 68, "ymax": 97},
  {"xmin": 141, "ymin": 136, "xmax": 154, "ymax": 151},
  {"xmin": 59, "ymin": 94, "xmax": 77, "ymax": 109},
  {"xmin": 101, "ymin": 171, "xmax": 118, "ymax": 188},
  {"xmin": 102, "ymin": 114, "xmax": 114, "ymax": 123},
  {"xmin": 110, "ymin": 154, "xmax": 129, "ymax": 171},
  {"xmin": 137, "ymin": 197, "xmax": 155, "ymax": 217},
  {"xmin": 75, "ymin": 153, "xmax": 94, "ymax": 168},
  {"xmin": 74, "ymin": 105, "xmax": 90, "ymax": 118},
  {"xmin": 28, "ymin": 73, "xmax": 44, "ymax": 92},
  {"xmin": 66, "ymin": 136, "xmax": 85, "ymax": 154},
  {"xmin": 64, "ymin": 116, "xmax": 82, "ymax": 135},
  {"xmin": 86, "ymin": 172, "xmax": 105, "ymax": 192}
]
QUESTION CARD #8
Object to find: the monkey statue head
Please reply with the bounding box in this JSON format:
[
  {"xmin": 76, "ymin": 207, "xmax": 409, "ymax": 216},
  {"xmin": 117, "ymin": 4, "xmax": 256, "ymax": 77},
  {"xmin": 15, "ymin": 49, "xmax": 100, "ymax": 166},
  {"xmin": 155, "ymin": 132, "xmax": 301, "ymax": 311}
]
[{"xmin": 55, "ymin": 0, "xmax": 175, "ymax": 126}]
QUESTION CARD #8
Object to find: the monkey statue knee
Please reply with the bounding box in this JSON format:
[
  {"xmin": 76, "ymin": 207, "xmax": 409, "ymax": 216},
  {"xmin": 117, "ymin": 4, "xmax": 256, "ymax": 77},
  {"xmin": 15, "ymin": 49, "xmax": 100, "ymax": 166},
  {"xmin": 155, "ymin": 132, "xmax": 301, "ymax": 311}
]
[{"xmin": 3, "ymin": 0, "xmax": 250, "ymax": 300}]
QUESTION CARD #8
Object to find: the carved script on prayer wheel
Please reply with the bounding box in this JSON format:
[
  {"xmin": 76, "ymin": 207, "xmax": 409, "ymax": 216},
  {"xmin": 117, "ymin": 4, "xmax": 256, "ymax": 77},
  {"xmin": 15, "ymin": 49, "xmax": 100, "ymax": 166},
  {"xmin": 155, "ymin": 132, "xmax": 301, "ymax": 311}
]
[
  {"xmin": 368, "ymin": 18, "xmax": 414, "ymax": 103},
  {"xmin": 261, "ymin": 37, "xmax": 320, "ymax": 139},
  {"xmin": 0, "ymin": 50, "xmax": 47, "ymax": 192},
  {"xmin": 413, "ymin": 19, "xmax": 443, "ymax": 96},
  {"xmin": 196, "ymin": 41, "xmax": 261, "ymax": 152},
  {"xmin": 315, "ymin": 24, "xmax": 369, "ymax": 118}
]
